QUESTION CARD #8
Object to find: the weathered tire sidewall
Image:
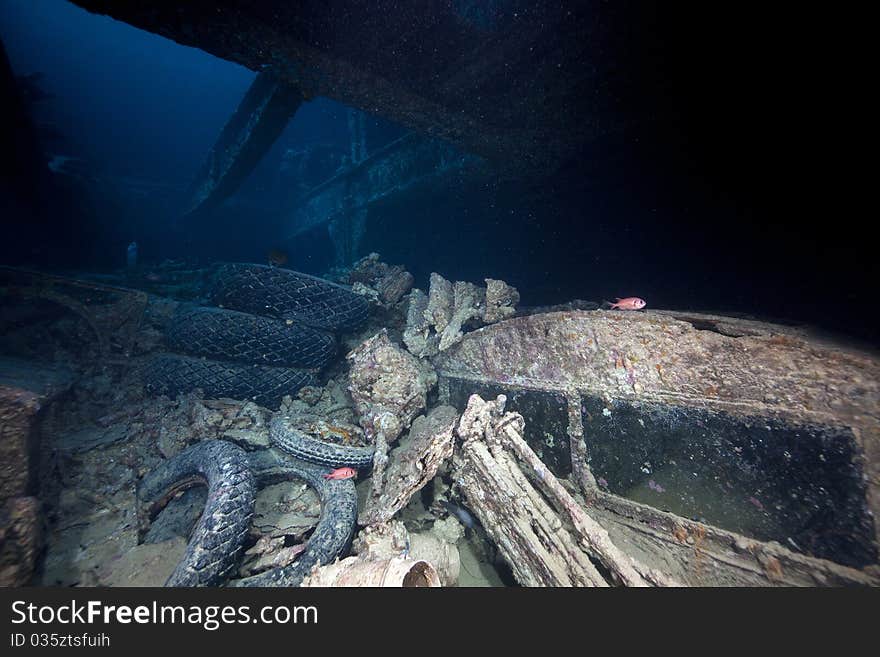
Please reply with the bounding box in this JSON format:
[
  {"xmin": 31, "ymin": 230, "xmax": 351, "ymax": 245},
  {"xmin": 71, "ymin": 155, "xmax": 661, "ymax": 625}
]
[
  {"xmin": 230, "ymin": 458, "xmax": 359, "ymax": 587},
  {"xmin": 138, "ymin": 440, "xmax": 256, "ymax": 587},
  {"xmin": 269, "ymin": 414, "xmax": 376, "ymax": 469}
]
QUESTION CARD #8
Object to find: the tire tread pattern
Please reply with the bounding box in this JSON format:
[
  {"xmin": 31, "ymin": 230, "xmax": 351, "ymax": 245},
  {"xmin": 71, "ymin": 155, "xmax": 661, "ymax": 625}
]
[
  {"xmin": 209, "ymin": 263, "xmax": 370, "ymax": 331},
  {"xmin": 165, "ymin": 305, "xmax": 336, "ymax": 369},
  {"xmin": 142, "ymin": 353, "xmax": 317, "ymax": 408},
  {"xmin": 138, "ymin": 440, "xmax": 256, "ymax": 587}
]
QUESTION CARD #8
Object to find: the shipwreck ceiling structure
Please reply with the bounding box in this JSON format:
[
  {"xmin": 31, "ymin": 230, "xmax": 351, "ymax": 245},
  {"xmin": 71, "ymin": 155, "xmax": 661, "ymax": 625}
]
[{"xmin": 69, "ymin": 0, "xmax": 679, "ymax": 176}]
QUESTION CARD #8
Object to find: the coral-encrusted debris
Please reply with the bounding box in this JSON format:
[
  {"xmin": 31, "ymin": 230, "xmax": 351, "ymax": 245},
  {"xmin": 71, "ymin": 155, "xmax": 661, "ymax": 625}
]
[
  {"xmin": 404, "ymin": 272, "xmax": 519, "ymax": 356},
  {"xmin": 346, "ymin": 330, "xmax": 437, "ymax": 443},
  {"xmin": 402, "ymin": 288, "xmax": 436, "ymax": 357},
  {"xmin": 345, "ymin": 253, "xmax": 414, "ymax": 306},
  {"xmin": 360, "ymin": 405, "xmax": 458, "ymax": 525}
]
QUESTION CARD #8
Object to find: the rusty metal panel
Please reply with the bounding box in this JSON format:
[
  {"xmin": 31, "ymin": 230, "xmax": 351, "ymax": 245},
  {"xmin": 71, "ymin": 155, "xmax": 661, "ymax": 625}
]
[
  {"xmin": 0, "ymin": 359, "xmax": 73, "ymax": 502},
  {"xmin": 436, "ymin": 310, "xmax": 880, "ymax": 574},
  {"xmin": 69, "ymin": 1, "xmax": 651, "ymax": 175},
  {"xmin": 581, "ymin": 396, "xmax": 873, "ymax": 567}
]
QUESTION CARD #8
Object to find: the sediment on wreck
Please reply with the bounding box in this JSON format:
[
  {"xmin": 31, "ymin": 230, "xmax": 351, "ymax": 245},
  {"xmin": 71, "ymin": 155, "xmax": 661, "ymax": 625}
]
[
  {"xmin": 345, "ymin": 253, "xmax": 414, "ymax": 307},
  {"xmin": 452, "ymin": 393, "xmax": 679, "ymax": 587},
  {"xmin": 352, "ymin": 520, "xmax": 461, "ymax": 587}
]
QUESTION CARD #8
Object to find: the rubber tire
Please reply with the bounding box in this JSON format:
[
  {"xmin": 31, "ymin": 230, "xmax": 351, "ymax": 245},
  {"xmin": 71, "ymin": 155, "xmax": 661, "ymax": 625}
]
[
  {"xmin": 268, "ymin": 414, "xmax": 375, "ymax": 468},
  {"xmin": 165, "ymin": 305, "xmax": 336, "ymax": 369},
  {"xmin": 138, "ymin": 440, "xmax": 255, "ymax": 587},
  {"xmin": 231, "ymin": 458, "xmax": 358, "ymax": 587},
  {"xmin": 208, "ymin": 263, "xmax": 370, "ymax": 331},
  {"xmin": 142, "ymin": 352, "xmax": 317, "ymax": 408}
]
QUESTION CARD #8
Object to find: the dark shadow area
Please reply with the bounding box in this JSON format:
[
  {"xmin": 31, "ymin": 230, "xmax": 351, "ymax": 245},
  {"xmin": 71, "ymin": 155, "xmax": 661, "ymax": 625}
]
[{"xmin": 0, "ymin": 1, "xmax": 872, "ymax": 344}]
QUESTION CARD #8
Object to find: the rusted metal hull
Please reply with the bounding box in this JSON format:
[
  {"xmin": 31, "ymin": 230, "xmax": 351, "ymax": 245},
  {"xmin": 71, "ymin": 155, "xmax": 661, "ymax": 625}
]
[
  {"xmin": 182, "ymin": 72, "xmax": 304, "ymax": 218},
  {"xmin": 435, "ymin": 310, "xmax": 880, "ymax": 584}
]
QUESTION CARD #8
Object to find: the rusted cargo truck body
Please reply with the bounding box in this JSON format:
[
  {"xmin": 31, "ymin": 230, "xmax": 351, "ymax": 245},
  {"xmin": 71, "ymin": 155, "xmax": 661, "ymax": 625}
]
[{"xmin": 436, "ymin": 310, "xmax": 880, "ymax": 585}]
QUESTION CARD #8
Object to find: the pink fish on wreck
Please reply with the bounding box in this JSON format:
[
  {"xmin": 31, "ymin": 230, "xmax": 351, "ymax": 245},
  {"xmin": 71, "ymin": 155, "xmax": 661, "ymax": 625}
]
[
  {"xmin": 609, "ymin": 297, "xmax": 646, "ymax": 310},
  {"xmin": 324, "ymin": 467, "xmax": 357, "ymax": 480}
]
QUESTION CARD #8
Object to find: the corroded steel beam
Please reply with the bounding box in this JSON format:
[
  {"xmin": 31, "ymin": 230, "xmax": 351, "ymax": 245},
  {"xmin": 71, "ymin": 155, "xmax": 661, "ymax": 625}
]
[
  {"xmin": 284, "ymin": 133, "xmax": 484, "ymax": 240},
  {"xmin": 182, "ymin": 72, "xmax": 304, "ymax": 218}
]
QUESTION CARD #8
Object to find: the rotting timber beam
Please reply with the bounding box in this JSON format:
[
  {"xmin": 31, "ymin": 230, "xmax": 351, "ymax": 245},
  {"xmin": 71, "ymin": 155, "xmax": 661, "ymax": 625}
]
[
  {"xmin": 453, "ymin": 393, "xmax": 679, "ymax": 587},
  {"xmin": 181, "ymin": 72, "xmax": 305, "ymax": 218}
]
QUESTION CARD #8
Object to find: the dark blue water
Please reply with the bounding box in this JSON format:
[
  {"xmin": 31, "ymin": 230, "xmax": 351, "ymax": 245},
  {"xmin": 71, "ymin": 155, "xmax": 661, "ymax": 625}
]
[{"xmin": 1, "ymin": 0, "xmax": 874, "ymax": 345}]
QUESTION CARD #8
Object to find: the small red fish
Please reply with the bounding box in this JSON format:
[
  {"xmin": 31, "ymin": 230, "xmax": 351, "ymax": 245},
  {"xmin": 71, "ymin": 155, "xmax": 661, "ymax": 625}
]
[
  {"xmin": 610, "ymin": 297, "xmax": 646, "ymax": 310},
  {"xmin": 324, "ymin": 467, "xmax": 356, "ymax": 480}
]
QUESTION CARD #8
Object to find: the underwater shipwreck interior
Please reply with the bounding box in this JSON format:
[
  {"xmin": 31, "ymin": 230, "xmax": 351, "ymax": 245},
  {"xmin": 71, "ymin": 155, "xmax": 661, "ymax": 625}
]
[{"xmin": 0, "ymin": 1, "xmax": 878, "ymax": 589}]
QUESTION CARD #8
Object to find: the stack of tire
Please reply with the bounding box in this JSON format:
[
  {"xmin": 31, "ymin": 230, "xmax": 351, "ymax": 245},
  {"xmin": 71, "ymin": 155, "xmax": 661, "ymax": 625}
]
[{"xmin": 142, "ymin": 263, "xmax": 370, "ymax": 407}]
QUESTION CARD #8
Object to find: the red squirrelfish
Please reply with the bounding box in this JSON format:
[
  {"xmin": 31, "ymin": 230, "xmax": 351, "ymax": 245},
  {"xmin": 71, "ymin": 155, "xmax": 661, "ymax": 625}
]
[
  {"xmin": 610, "ymin": 297, "xmax": 646, "ymax": 310},
  {"xmin": 324, "ymin": 467, "xmax": 357, "ymax": 480}
]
